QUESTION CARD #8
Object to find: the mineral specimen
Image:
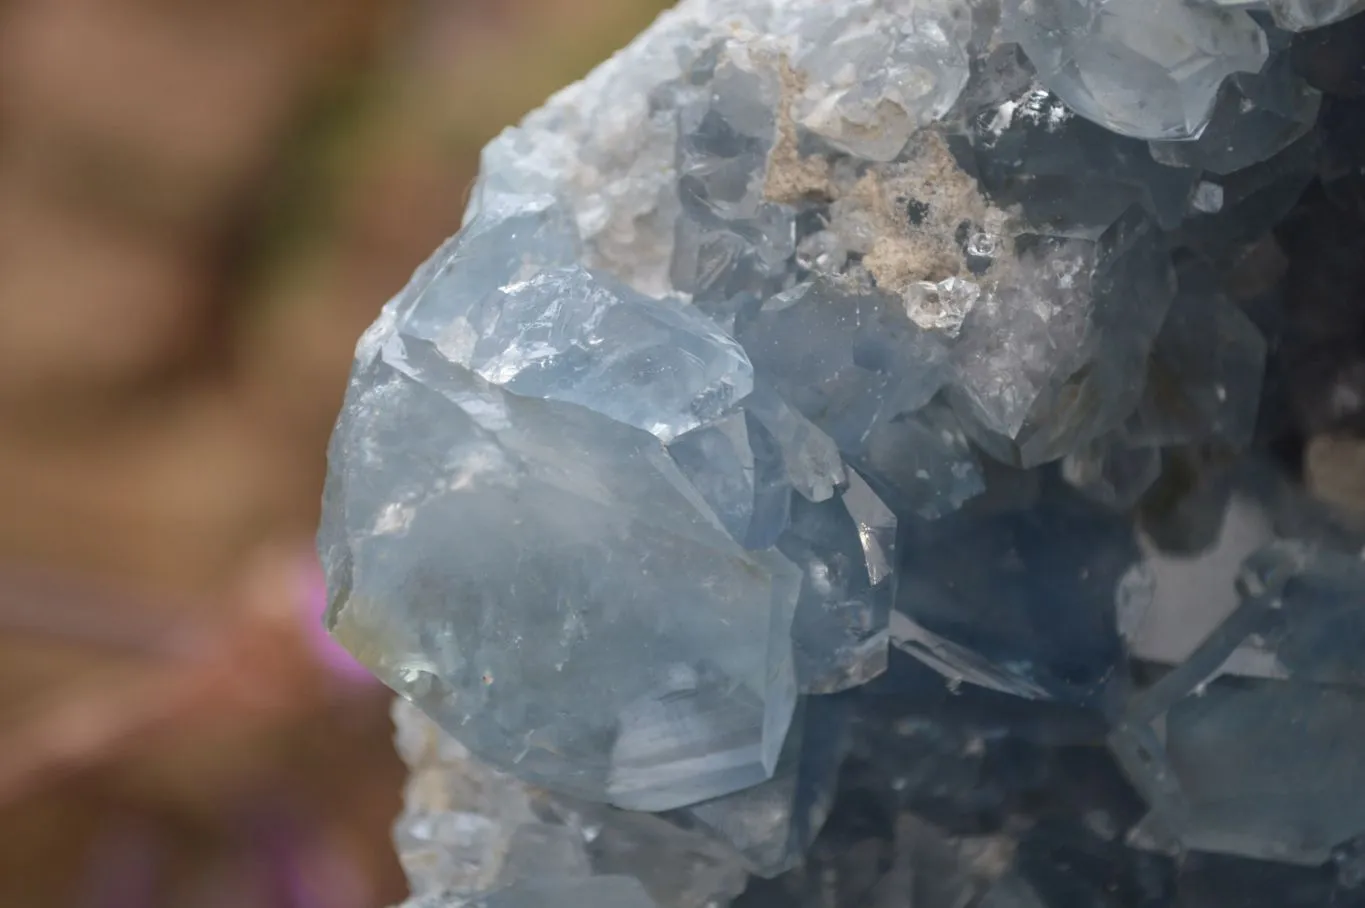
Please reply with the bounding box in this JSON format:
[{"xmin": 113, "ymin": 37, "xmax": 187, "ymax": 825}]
[{"xmin": 320, "ymin": 1, "xmax": 1365, "ymax": 906}]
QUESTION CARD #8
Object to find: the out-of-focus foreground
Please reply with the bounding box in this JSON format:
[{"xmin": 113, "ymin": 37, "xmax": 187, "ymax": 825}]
[{"xmin": 0, "ymin": 2, "xmax": 670, "ymax": 905}]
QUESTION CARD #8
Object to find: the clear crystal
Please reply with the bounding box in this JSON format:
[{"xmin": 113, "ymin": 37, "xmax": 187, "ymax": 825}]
[
  {"xmin": 782, "ymin": 0, "xmax": 973, "ymax": 161},
  {"xmin": 1148, "ymin": 29, "xmax": 1321, "ymax": 176},
  {"xmin": 893, "ymin": 476, "xmax": 1135, "ymax": 708},
  {"xmin": 965, "ymin": 78, "xmax": 1201, "ymax": 235},
  {"xmin": 944, "ymin": 210, "xmax": 1176, "ymax": 467},
  {"xmin": 904, "ymin": 277, "xmax": 980, "ymax": 337},
  {"xmin": 781, "ymin": 472, "xmax": 896, "ymax": 693},
  {"xmin": 1002, "ymin": 0, "xmax": 1270, "ymax": 140},
  {"xmin": 391, "ymin": 700, "xmax": 751, "ymax": 908}
]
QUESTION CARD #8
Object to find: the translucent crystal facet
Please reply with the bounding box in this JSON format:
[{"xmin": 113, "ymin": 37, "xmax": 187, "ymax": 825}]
[
  {"xmin": 323, "ymin": 200, "xmax": 801, "ymax": 812},
  {"xmin": 781, "ymin": 472, "xmax": 897, "ymax": 693},
  {"xmin": 782, "ymin": 0, "xmax": 973, "ymax": 160},
  {"xmin": 1003, "ymin": 0, "xmax": 1270, "ymax": 140},
  {"xmin": 1114, "ymin": 542, "xmax": 1365, "ymax": 863},
  {"xmin": 1195, "ymin": 0, "xmax": 1365, "ymax": 31}
]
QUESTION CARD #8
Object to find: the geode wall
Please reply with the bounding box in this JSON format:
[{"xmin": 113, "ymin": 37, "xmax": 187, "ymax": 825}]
[{"xmin": 318, "ymin": 2, "xmax": 1365, "ymax": 906}]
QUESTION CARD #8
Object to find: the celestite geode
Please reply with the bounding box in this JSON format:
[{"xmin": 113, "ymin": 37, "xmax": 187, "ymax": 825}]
[{"xmin": 318, "ymin": 2, "xmax": 1365, "ymax": 905}]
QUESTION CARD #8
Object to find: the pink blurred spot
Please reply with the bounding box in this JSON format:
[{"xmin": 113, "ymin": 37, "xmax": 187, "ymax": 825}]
[{"xmin": 300, "ymin": 557, "xmax": 376, "ymax": 686}]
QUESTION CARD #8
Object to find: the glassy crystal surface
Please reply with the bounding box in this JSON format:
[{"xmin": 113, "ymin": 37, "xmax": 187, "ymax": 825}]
[
  {"xmin": 781, "ymin": 0, "xmax": 973, "ymax": 161},
  {"xmin": 1002, "ymin": 0, "xmax": 1270, "ymax": 140},
  {"xmin": 668, "ymin": 695, "xmax": 850, "ymax": 876},
  {"xmin": 1148, "ymin": 28, "xmax": 1322, "ymax": 176},
  {"xmin": 780, "ymin": 473, "xmax": 898, "ymax": 693},
  {"xmin": 392, "ymin": 700, "xmax": 752, "ymax": 908},
  {"xmin": 320, "ymin": 0, "xmax": 1365, "ymax": 903},
  {"xmin": 1197, "ymin": 0, "xmax": 1365, "ymax": 31},
  {"xmin": 893, "ymin": 474, "xmax": 1133, "ymax": 710},
  {"xmin": 1114, "ymin": 541, "xmax": 1365, "ymax": 863},
  {"xmin": 323, "ymin": 224, "xmax": 800, "ymax": 810}
]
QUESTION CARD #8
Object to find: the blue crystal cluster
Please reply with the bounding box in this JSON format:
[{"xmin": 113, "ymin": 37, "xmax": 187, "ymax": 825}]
[{"xmin": 318, "ymin": 2, "xmax": 1365, "ymax": 906}]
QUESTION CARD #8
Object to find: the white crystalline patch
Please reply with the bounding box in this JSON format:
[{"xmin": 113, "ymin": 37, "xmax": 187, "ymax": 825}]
[
  {"xmin": 476, "ymin": 341, "xmax": 562, "ymax": 387},
  {"xmin": 785, "ymin": 0, "xmax": 973, "ymax": 161},
  {"xmin": 356, "ymin": 296, "xmax": 403, "ymax": 366},
  {"xmin": 440, "ymin": 442, "xmax": 518, "ymax": 493},
  {"xmin": 1191, "ymin": 181, "xmax": 1225, "ymax": 214},
  {"xmin": 374, "ymin": 502, "xmax": 417, "ymax": 536},
  {"xmin": 1016, "ymin": 87, "xmax": 1073, "ymax": 130},
  {"xmin": 1129, "ymin": 496, "xmax": 1286, "ymax": 676},
  {"xmin": 1114, "ymin": 562, "xmax": 1155, "ymax": 644},
  {"xmin": 889, "ymin": 612, "xmax": 1053, "ymax": 700},
  {"xmin": 436, "ymin": 318, "xmax": 479, "ymax": 365},
  {"xmin": 904, "ymin": 277, "xmax": 980, "ymax": 337}
]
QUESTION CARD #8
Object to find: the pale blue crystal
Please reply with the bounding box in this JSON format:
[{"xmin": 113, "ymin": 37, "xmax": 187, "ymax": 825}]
[
  {"xmin": 579, "ymin": 804, "xmax": 752, "ymax": 908},
  {"xmin": 944, "ymin": 209, "xmax": 1176, "ymax": 467},
  {"xmin": 1002, "ymin": 0, "xmax": 1270, "ymax": 141},
  {"xmin": 743, "ymin": 384, "xmax": 846, "ymax": 505},
  {"xmin": 671, "ymin": 42, "xmax": 794, "ymax": 319},
  {"xmin": 1148, "ymin": 28, "xmax": 1321, "ymax": 175},
  {"xmin": 325, "ymin": 0, "xmax": 1365, "ymax": 900},
  {"xmin": 1194, "ymin": 0, "xmax": 1365, "ymax": 30},
  {"xmin": 736, "ymin": 279, "xmax": 949, "ymax": 464},
  {"xmin": 423, "ymin": 262, "xmax": 752, "ymax": 444},
  {"xmin": 667, "ymin": 412, "xmax": 792, "ymax": 550},
  {"xmin": 497, "ymin": 826, "xmax": 592, "ymax": 885},
  {"xmin": 669, "ymin": 697, "xmax": 849, "ymax": 877},
  {"xmin": 1061, "ymin": 434, "xmax": 1163, "ymax": 510},
  {"xmin": 780, "ymin": 471, "xmax": 897, "ymax": 693},
  {"xmin": 783, "ymin": 0, "xmax": 973, "ymax": 160},
  {"xmin": 856, "ymin": 403, "xmax": 985, "ymax": 522},
  {"xmin": 1119, "ymin": 678, "xmax": 1365, "ymax": 864},
  {"xmin": 1122, "ymin": 257, "xmax": 1268, "ymax": 449},
  {"xmin": 1174, "ymin": 129, "xmax": 1320, "ymax": 265},
  {"xmin": 322, "ymin": 207, "xmax": 801, "ymax": 812},
  {"xmin": 1232, "ymin": 541, "xmax": 1365, "ymax": 688}
]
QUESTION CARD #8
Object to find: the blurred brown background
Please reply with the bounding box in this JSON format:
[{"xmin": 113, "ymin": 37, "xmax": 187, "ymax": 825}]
[{"xmin": 0, "ymin": 2, "xmax": 669, "ymax": 905}]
